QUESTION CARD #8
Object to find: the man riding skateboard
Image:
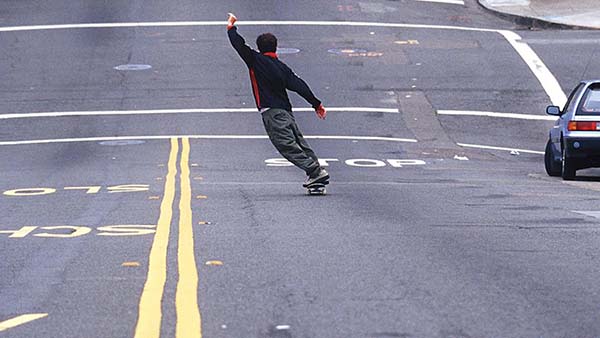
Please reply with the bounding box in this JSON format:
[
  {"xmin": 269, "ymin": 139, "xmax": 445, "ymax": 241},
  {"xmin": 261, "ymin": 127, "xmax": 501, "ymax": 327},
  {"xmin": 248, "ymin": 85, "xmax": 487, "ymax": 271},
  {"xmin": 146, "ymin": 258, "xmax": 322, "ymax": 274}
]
[{"xmin": 226, "ymin": 13, "xmax": 330, "ymax": 189}]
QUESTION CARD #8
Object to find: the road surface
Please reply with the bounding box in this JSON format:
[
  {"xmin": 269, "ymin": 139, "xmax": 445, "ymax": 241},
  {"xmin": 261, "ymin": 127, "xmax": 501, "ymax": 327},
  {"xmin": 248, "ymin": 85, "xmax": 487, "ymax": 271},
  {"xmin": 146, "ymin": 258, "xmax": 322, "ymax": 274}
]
[{"xmin": 2, "ymin": 1, "xmax": 600, "ymax": 337}]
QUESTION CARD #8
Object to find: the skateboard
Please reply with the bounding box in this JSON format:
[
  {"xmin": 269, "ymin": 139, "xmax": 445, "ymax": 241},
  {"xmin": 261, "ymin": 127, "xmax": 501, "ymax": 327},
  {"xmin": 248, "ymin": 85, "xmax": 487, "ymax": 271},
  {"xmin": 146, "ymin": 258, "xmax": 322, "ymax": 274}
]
[{"xmin": 306, "ymin": 181, "xmax": 328, "ymax": 195}]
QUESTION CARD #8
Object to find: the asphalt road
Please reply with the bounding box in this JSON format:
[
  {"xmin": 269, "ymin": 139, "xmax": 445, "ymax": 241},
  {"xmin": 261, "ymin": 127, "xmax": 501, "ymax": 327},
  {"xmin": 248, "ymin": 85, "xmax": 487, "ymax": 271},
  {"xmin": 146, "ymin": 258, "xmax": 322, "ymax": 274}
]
[{"xmin": 2, "ymin": 1, "xmax": 600, "ymax": 337}]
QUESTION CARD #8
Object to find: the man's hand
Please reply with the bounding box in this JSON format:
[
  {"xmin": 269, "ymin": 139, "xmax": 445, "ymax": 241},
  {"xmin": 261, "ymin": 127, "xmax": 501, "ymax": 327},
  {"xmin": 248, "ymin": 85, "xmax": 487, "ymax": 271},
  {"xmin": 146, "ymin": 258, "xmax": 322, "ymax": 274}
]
[
  {"xmin": 227, "ymin": 13, "xmax": 237, "ymax": 30},
  {"xmin": 315, "ymin": 104, "xmax": 327, "ymax": 120}
]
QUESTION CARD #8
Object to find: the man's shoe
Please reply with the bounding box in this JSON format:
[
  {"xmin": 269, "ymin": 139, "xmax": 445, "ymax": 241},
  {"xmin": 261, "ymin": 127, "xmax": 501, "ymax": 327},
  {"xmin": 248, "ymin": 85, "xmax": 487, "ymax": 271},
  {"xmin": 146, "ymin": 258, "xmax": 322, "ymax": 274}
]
[{"xmin": 303, "ymin": 168, "xmax": 329, "ymax": 187}]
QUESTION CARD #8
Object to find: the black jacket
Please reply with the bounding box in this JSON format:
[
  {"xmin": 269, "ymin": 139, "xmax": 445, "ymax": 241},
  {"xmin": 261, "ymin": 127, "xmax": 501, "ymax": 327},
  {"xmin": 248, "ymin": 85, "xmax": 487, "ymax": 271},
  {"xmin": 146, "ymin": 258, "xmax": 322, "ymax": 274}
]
[{"xmin": 228, "ymin": 27, "xmax": 321, "ymax": 112}]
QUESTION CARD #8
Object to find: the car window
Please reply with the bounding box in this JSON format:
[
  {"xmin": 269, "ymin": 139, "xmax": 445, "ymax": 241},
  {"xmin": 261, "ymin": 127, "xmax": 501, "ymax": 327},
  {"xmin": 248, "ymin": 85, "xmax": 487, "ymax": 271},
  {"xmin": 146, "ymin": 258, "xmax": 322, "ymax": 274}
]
[
  {"xmin": 577, "ymin": 85, "xmax": 600, "ymax": 116},
  {"xmin": 564, "ymin": 83, "xmax": 584, "ymax": 114}
]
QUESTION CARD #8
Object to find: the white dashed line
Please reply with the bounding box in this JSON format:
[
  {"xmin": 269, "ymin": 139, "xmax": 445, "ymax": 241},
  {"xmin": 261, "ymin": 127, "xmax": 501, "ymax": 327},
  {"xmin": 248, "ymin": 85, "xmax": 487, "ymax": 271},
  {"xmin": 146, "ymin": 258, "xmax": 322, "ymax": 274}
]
[
  {"xmin": 457, "ymin": 143, "xmax": 544, "ymax": 155},
  {"xmin": 437, "ymin": 110, "xmax": 557, "ymax": 121}
]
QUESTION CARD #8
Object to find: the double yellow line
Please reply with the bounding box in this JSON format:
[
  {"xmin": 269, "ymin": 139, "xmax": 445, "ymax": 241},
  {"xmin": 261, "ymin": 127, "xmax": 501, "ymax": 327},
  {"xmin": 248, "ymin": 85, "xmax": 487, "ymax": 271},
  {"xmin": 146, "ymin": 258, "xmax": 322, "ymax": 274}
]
[{"xmin": 134, "ymin": 137, "xmax": 202, "ymax": 338}]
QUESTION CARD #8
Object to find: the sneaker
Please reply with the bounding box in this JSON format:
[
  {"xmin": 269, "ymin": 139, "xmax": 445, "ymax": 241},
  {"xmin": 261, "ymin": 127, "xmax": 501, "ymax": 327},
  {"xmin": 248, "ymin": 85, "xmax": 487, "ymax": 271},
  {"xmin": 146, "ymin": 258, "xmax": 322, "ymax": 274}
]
[{"xmin": 303, "ymin": 168, "xmax": 330, "ymax": 187}]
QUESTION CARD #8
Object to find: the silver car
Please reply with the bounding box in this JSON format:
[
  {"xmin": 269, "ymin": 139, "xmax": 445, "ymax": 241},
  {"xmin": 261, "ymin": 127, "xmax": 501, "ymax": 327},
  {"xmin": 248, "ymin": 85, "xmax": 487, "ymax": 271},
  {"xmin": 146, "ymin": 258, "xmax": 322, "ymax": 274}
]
[{"xmin": 545, "ymin": 80, "xmax": 600, "ymax": 180}]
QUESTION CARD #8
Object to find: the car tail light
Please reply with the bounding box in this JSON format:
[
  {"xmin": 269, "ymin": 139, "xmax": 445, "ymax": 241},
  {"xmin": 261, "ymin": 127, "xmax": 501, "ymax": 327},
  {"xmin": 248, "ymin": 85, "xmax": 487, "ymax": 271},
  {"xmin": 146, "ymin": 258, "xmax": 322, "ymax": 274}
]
[{"xmin": 568, "ymin": 121, "xmax": 600, "ymax": 131}]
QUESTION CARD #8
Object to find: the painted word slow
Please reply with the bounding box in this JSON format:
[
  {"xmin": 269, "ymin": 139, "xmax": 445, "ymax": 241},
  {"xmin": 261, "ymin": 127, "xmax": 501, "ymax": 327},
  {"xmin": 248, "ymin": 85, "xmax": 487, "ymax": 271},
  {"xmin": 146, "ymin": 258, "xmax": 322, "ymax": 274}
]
[{"xmin": 2, "ymin": 184, "xmax": 149, "ymax": 197}]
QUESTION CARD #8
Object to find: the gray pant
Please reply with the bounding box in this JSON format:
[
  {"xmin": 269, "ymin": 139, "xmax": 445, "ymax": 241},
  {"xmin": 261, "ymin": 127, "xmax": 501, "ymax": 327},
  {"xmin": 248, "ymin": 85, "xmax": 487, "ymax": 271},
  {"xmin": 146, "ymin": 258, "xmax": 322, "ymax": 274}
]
[{"xmin": 261, "ymin": 108, "xmax": 321, "ymax": 176}]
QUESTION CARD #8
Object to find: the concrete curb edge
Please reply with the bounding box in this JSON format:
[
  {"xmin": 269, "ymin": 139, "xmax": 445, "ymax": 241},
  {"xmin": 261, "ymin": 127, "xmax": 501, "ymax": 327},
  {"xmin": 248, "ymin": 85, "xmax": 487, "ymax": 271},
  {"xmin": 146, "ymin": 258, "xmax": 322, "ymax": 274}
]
[{"xmin": 477, "ymin": 0, "xmax": 597, "ymax": 30}]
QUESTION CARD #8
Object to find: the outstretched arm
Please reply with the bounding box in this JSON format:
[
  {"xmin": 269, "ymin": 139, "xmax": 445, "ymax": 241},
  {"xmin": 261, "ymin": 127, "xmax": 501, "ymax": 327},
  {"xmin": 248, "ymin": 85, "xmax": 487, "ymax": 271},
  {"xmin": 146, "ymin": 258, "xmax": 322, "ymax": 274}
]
[
  {"xmin": 286, "ymin": 69, "xmax": 327, "ymax": 119},
  {"xmin": 226, "ymin": 13, "xmax": 256, "ymax": 67}
]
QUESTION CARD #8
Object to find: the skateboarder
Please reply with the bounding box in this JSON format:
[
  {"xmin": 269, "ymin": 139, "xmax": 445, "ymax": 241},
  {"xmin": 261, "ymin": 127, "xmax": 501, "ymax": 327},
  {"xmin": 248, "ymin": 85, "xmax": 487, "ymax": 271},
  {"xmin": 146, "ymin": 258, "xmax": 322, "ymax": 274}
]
[{"xmin": 226, "ymin": 13, "xmax": 330, "ymax": 188}]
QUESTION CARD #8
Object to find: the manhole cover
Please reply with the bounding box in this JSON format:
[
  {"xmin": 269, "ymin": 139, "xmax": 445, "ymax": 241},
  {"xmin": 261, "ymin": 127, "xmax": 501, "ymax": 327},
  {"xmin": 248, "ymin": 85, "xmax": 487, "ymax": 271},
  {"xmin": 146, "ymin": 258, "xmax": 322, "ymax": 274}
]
[
  {"xmin": 99, "ymin": 140, "xmax": 146, "ymax": 146},
  {"xmin": 114, "ymin": 64, "xmax": 152, "ymax": 71},
  {"xmin": 277, "ymin": 47, "xmax": 300, "ymax": 54}
]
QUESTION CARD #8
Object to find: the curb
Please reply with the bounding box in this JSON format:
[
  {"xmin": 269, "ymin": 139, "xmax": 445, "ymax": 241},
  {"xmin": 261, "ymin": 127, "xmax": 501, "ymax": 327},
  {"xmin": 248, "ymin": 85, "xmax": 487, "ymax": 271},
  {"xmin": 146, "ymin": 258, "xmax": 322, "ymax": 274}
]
[{"xmin": 477, "ymin": 1, "xmax": 596, "ymax": 30}]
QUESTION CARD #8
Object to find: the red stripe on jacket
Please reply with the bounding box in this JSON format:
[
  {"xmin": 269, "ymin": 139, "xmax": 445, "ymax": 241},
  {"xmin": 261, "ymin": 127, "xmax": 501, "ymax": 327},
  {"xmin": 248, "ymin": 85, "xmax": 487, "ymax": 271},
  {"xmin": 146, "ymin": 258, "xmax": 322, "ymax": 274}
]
[{"xmin": 249, "ymin": 68, "xmax": 261, "ymax": 108}]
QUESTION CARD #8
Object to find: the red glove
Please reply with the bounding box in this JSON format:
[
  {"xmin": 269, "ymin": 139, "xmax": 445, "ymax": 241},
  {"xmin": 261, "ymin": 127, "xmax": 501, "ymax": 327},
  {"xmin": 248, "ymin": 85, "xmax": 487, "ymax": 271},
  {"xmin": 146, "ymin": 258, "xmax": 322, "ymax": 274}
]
[
  {"xmin": 227, "ymin": 13, "xmax": 237, "ymax": 30},
  {"xmin": 315, "ymin": 104, "xmax": 327, "ymax": 120}
]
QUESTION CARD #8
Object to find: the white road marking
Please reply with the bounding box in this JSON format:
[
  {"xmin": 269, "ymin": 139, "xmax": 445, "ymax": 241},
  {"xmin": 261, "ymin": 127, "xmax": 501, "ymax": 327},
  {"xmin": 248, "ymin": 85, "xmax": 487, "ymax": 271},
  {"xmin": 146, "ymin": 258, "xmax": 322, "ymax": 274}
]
[
  {"xmin": 416, "ymin": 0, "xmax": 464, "ymax": 5},
  {"xmin": 0, "ymin": 21, "xmax": 497, "ymax": 33},
  {"xmin": 572, "ymin": 211, "xmax": 600, "ymax": 219},
  {"xmin": 485, "ymin": 0, "xmax": 531, "ymax": 7},
  {"xmin": 0, "ymin": 107, "xmax": 398, "ymax": 120},
  {"xmin": 0, "ymin": 108, "xmax": 559, "ymax": 122},
  {"xmin": 0, "ymin": 135, "xmax": 417, "ymax": 146},
  {"xmin": 525, "ymin": 38, "xmax": 600, "ymax": 45},
  {"xmin": 457, "ymin": 143, "xmax": 544, "ymax": 154},
  {"xmin": 497, "ymin": 30, "xmax": 567, "ymax": 108},
  {"xmin": 437, "ymin": 110, "xmax": 557, "ymax": 121},
  {"xmin": 0, "ymin": 313, "xmax": 48, "ymax": 332},
  {"xmin": 0, "ymin": 20, "xmax": 566, "ymax": 106}
]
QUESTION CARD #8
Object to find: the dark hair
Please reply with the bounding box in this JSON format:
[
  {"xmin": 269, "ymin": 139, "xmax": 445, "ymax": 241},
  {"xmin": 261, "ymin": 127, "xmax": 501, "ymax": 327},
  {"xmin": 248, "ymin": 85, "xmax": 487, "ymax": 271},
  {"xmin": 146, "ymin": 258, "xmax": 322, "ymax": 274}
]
[{"xmin": 256, "ymin": 33, "xmax": 277, "ymax": 53}]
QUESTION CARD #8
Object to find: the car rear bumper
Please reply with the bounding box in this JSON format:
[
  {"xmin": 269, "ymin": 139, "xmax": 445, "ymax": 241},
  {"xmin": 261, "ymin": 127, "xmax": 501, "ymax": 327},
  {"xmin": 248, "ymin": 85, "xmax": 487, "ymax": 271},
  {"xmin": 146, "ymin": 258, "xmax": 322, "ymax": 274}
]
[{"xmin": 564, "ymin": 138, "xmax": 600, "ymax": 165}]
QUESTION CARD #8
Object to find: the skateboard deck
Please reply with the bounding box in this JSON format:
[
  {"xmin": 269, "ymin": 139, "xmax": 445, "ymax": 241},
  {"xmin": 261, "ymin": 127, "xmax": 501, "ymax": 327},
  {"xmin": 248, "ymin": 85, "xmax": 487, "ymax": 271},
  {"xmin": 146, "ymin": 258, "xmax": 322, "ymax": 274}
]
[{"xmin": 306, "ymin": 181, "xmax": 328, "ymax": 195}]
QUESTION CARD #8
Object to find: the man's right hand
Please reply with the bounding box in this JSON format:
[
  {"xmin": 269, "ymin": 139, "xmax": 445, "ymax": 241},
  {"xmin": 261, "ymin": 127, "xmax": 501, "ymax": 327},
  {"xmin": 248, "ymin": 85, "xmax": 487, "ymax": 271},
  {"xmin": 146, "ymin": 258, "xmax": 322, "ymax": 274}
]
[{"xmin": 227, "ymin": 13, "xmax": 237, "ymax": 30}]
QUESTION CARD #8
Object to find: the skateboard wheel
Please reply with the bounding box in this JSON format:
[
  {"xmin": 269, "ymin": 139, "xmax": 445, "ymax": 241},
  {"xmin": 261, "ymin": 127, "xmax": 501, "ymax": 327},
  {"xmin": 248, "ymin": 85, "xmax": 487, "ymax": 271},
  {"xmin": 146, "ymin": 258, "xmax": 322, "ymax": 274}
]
[{"xmin": 307, "ymin": 187, "xmax": 326, "ymax": 195}]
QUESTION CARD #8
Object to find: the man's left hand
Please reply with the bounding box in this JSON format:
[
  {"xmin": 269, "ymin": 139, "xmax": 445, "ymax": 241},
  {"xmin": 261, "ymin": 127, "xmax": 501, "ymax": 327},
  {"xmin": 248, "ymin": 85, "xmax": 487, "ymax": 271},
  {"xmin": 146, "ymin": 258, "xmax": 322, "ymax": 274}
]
[{"xmin": 315, "ymin": 104, "xmax": 327, "ymax": 120}]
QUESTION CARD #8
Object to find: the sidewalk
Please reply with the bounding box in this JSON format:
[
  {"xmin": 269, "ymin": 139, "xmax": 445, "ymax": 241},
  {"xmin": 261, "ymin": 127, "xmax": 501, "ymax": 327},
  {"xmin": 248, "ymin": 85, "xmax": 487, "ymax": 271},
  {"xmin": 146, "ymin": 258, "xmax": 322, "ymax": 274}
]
[{"xmin": 478, "ymin": 0, "xmax": 600, "ymax": 29}]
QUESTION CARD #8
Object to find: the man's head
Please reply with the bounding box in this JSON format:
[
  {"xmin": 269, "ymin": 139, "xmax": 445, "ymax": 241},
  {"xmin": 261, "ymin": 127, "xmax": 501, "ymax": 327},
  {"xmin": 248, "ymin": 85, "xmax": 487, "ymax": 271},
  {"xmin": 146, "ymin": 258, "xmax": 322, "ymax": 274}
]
[{"xmin": 256, "ymin": 33, "xmax": 277, "ymax": 53}]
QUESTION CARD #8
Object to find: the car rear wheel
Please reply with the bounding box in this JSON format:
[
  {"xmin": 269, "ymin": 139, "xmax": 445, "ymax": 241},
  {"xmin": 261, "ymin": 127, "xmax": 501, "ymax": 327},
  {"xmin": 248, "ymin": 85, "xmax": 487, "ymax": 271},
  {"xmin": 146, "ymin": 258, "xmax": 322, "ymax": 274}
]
[
  {"xmin": 561, "ymin": 143, "xmax": 576, "ymax": 180},
  {"xmin": 544, "ymin": 140, "xmax": 561, "ymax": 176}
]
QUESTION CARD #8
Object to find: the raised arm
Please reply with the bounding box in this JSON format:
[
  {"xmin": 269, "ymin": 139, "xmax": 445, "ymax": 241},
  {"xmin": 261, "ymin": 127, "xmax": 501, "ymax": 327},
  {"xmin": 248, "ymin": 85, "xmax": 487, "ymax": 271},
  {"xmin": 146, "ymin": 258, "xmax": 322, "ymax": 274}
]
[{"xmin": 226, "ymin": 13, "xmax": 256, "ymax": 67}]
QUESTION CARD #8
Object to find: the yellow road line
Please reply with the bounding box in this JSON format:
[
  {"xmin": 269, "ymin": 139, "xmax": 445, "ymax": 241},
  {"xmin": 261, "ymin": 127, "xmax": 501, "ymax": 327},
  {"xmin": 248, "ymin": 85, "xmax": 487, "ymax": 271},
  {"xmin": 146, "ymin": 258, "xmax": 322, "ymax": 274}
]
[
  {"xmin": 176, "ymin": 137, "xmax": 202, "ymax": 338},
  {"xmin": 0, "ymin": 313, "xmax": 48, "ymax": 332},
  {"xmin": 134, "ymin": 138, "xmax": 179, "ymax": 338}
]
